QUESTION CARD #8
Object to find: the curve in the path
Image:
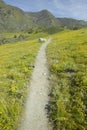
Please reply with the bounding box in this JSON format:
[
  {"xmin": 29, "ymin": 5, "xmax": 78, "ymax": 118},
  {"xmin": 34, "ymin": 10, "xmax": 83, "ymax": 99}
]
[{"xmin": 19, "ymin": 37, "xmax": 52, "ymax": 130}]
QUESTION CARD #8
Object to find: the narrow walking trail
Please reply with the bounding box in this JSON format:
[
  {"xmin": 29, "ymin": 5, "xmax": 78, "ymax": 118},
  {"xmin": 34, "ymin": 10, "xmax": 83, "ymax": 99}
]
[{"xmin": 19, "ymin": 38, "xmax": 52, "ymax": 130}]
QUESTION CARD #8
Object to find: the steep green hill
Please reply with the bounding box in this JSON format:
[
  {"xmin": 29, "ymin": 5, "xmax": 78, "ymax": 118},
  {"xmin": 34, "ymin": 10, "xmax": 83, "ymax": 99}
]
[
  {"xmin": 0, "ymin": 0, "xmax": 87, "ymax": 32},
  {"xmin": 0, "ymin": 0, "xmax": 33, "ymax": 32},
  {"xmin": 26, "ymin": 10, "xmax": 60, "ymax": 27}
]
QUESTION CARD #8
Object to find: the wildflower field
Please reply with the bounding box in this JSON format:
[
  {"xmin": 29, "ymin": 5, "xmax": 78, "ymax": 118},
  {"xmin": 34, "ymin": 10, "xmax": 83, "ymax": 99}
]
[
  {"xmin": 46, "ymin": 29, "xmax": 87, "ymax": 130},
  {"xmin": 0, "ymin": 34, "xmax": 42, "ymax": 130}
]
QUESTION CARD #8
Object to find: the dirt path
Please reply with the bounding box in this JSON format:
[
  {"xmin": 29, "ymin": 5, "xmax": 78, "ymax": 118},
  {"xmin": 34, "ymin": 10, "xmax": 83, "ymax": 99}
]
[{"xmin": 19, "ymin": 38, "xmax": 52, "ymax": 130}]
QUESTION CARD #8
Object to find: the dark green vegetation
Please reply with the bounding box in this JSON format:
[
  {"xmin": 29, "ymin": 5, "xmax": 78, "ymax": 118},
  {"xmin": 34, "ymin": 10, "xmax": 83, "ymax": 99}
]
[
  {"xmin": 46, "ymin": 29, "xmax": 87, "ymax": 130},
  {"xmin": 0, "ymin": 0, "xmax": 87, "ymax": 32},
  {"xmin": 0, "ymin": 33, "xmax": 29, "ymax": 45},
  {"xmin": 0, "ymin": 31, "xmax": 48, "ymax": 45}
]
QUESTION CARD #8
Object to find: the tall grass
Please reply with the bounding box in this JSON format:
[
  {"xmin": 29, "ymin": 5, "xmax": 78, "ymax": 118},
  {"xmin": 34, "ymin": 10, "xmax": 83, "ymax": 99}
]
[
  {"xmin": 0, "ymin": 36, "xmax": 42, "ymax": 130},
  {"xmin": 46, "ymin": 29, "xmax": 87, "ymax": 130}
]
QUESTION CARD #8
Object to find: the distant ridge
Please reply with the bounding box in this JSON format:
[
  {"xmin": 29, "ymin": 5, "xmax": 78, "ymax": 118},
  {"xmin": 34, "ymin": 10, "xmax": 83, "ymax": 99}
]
[
  {"xmin": 26, "ymin": 10, "xmax": 60, "ymax": 27},
  {"xmin": 0, "ymin": 0, "xmax": 87, "ymax": 32}
]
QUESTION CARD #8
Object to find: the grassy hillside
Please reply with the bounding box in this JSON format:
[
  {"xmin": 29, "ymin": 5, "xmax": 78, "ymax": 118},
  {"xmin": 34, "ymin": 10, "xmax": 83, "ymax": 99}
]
[
  {"xmin": 46, "ymin": 29, "xmax": 87, "ymax": 130},
  {"xmin": 57, "ymin": 18, "xmax": 87, "ymax": 29},
  {"xmin": 0, "ymin": 0, "xmax": 33, "ymax": 32},
  {"xmin": 0, "ymin": 31, "xmax": 48, "ymax": 44},
  {"xmin": 1, "ymin": 0, "xmax": 87, "ymax": 32},
  {"xmin": 26, "ymin": 10, "xmax": 60, "ymax": 28},
  {"xmin": 0, "ymin": 33, "xmax": 46, "ymax": 130}
]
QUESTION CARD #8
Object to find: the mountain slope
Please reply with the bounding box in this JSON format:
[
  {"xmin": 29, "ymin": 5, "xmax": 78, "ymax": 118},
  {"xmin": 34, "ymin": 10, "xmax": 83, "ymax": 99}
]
[
  {"xmin": 0, "ymin": 0, "xmax": 87, "ymax": 32},
  {"xmin": 26, "ymin": 10, "xmax": 60, "ymax": 27},
  {"xmin": 57, "ymin": 18, "xmax": 87, "ymax": 29},
  {"xmin": 0, "ymin": 0, "xmax": 33, "ymax": 32}
]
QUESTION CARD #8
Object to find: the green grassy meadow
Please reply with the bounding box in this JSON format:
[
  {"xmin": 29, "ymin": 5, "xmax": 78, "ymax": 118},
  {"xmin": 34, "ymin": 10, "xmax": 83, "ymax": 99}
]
[
  {"xmin": 0, "ymin": 33, "xmax": 44, "ymax": 130},
  {"xmin": 46, "ymin": 29, "xmax": 87, "ymax": 130},
  {"xmin": 0, "ymin": 28, "xmax": 87, "ymax": 130}
]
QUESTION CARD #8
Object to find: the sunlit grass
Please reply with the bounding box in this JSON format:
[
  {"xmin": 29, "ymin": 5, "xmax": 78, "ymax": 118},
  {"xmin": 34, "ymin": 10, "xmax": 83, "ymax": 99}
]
[
  {"xmin": 0, "ymin": 36, "xmax": 42, "ymax": 130},
  {"xmin": 46, "ymin": 28, "xmax": 87, "ymax": 130}
]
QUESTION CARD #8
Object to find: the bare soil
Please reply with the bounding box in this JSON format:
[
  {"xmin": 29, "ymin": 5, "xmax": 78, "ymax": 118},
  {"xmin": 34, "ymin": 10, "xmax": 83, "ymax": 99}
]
[{"xmin": 19, "ymin": 38, "xmax": 52, "ymax": 130}]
